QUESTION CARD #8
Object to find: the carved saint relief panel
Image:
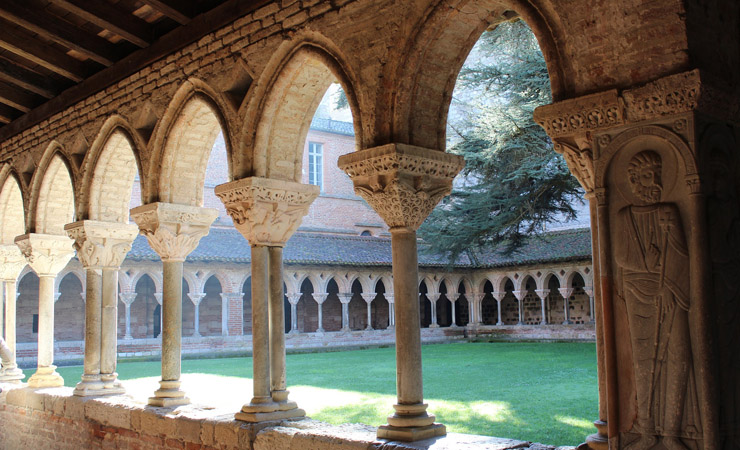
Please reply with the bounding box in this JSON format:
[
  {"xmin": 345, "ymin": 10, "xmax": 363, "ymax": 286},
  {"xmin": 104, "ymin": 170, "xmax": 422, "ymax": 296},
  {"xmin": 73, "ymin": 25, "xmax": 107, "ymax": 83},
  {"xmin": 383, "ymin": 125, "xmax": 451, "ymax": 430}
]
[{"xmin": 606, "ymin": 134, "xmax": 701, "ymax": 450}]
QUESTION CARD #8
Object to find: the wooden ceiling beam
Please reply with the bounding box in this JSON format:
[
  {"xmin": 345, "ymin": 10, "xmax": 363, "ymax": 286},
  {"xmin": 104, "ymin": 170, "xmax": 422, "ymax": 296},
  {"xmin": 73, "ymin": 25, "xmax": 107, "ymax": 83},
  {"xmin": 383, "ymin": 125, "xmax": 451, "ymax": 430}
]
[
  {"xmin": 0, "ymin": 104, "xmax": 21, "ymax": 124},
  {"xmin": 0, "ymin": 83, "xmax": 41, "ymax": 113},
  {"xmin": 0, "ymin": 58, "xmax": 58, "ymax": 98},
  {"xmin": 48, "ymin": 0, "xmax": 153, "ymax": 48},
  {"xmin": 0, "ymin": 0, "xmax": 120, "ymax": 66},
  {"xmin": 138, "ymin": 0, "xmax": 194, "ymax": 25},
  {"xmin": 0, "ymin": 25, "xmax": 88, "ymax": 81}
]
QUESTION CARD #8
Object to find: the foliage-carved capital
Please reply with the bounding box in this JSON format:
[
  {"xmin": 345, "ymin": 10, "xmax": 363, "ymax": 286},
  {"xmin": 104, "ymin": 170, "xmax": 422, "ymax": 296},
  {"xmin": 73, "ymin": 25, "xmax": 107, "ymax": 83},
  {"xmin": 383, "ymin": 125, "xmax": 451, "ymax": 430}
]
[
  {"xmin": 337, "ymin": 144, "xmax": 464, "ymax": 230},
  {"xmin": 214, "ymin": 177, "xmax": 319, "ymax": 247},
  {"xmin": 0, "ymin": 244, "xmax": 27, "ymax": 281},
  {"xmin": 64, "ymin": 220, "xmax": 138, "ymax": 269},
  {"xmin": 130, "ymin": 203, "xmax": 217, "ymax": 262},
  {"xmin": 553, "ymin": 140, "xmax": 595, "ymax": 194},
  {"xmin": 14, "ymin": 233, "xmax": 75, "ymax": 277},
  {"xmin": 533, "ymin": 90, "xmax": 624, "ymax": 139}
]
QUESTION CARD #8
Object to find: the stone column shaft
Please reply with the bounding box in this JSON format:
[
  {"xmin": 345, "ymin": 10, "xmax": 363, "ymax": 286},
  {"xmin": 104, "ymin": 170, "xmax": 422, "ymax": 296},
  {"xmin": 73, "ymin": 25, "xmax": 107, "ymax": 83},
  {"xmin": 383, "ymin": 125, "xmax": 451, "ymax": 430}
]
[
  {"xmin": 362, "ymin": 293, "xmax": 374, "ymax": 330},
  {"xmin": 75, "ymin": 269, "xmax": 104, "ymax": 394},
  {"xmin": 339, "ymin": 294, "xmax": 351, "ymax": 331},
  {"xmin": 315, "ymin": 294, "xmax": 325, "ymax": 333},
  {"xmin": 450, "ymin": 298, "xmax": 457, "ymax": 327},
  {"xmin": 0, "ymin": 245, "xmax": 25, "ymax": 383},
  {"xmin": 288, "ymin": 295, "xmax": 299, "ymax": 334},
  {"xmin": 100, "ymin": 268, "xmax": 122, "ymax": 392}
]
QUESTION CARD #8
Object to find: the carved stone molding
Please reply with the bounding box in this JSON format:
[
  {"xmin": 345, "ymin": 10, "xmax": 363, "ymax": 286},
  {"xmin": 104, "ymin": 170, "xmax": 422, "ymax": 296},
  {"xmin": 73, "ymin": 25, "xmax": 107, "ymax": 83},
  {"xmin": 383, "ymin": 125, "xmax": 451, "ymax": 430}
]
[
  {"xmin": 14, "ymin": 233, "xmax": 75, "ymax": 277},
  {"xmin": 534, "ymin": 289, "xmax": 550, "ymax": 300},
  {"xmin": 119, "ymin": 292, "xmax": 137, "ymax": 305},
  {"xmin": 130, "ymin": 202, "xmax": 218, "ymax": 262},
  {"xmin": 558, "ymin": 287, "xmax": 574, "ymax": 299},
  {"xmin": 533, "ymin": 90, "xmax": 623, "ymax": 138},
  {"xmin": 64, "ymin": 220, "xmax": 138, "ymax": 269},
  {"xmin": 214, "ymin": 177, "xmax": 318, "ymax": 247},
  {"xmin": 0, "ymin": 244, "xmax": 27, "ymax": 281},
  {"xmin": 512, "ymin": 290, "xmax": 527, "ymax": 301},
  {"xmin": 337, "ymin": 144, "xmax": 464, "ymax": 230},
  {"xmin": 554, "ymin": 141, "xmax": 595, "ymax": 194}
]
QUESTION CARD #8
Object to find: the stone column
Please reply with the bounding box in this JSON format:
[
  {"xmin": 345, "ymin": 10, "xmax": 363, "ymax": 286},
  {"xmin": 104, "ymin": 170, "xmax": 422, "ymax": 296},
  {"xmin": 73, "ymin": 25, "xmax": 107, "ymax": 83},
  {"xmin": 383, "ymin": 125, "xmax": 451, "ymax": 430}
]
[
  {"xmin": 219, "ymin": 292, "xmax": 229, "ymax": 336},
  {"xmin": 512, "ymin": 290, "xmax": 526, "ymax": 325},
  {"xmin": 189, "ymin": 293, "xmax": 205, "ymax": 337},
  {"xmin": 339, "ymin": 293, "xmax": 351, "ymax": 331},
  {"xmin": 15, "ymin": 233, "xmax": 74, "ymax": 387},
  {"xmin": 491, "ymin": 292, "xmax": 505, "ymax": 325},
  {"xmin": 584, "ymin": 285, "xmax": 596, "ymax": 323},
  {"xmin": 120, "ymin": 292, "xmax": 136, "ymax": 340},
  {"xmin": 131, "ymin": 202, "xmax": 217, "ymax": 407},
  {"xmin": 427, "ymin": 293, "xmax": 439, "ymax": 328},
  {"xmin": 466, "ymin": 292, "xmax": 477, "ymax": 326},
  {"xmin": 222, "ymin": 292, "xmax": 243, "ymax": 336},
  {"xmin": 216, "ymin": 176, "xmax": 317, "ymax": 422},
  {"xmin": 450, "ymin": 297, "xmax": 457, "ymax": 327},
  {"xmin": 339, "ymin": 143, "xmax": 463, "ymax": 441},
  {"xmin": 558, "ymin": 287, "xmax": 573, "ymax": 325},
  {"xmin": 361, "ymin": 293, "xmax": 375, "ymax": 330},
  {"xmin": 314, "ymin": 293, "xmax": 327, "ymax": 333},
  {"xmin": 154, "ymin": 293, "xmax": 163, "ymax": 338},
  {"xmin": 535, "ymin": 289, "xmax": 549, "ymax": 325},
  {"xmin": 287, "ymin": 293, "xmax": 300, "ymax": 334},
  {"xmin": 387, "ymin": 295, "xmax": 395, "ymax": 329},
  {"xmin": 0, "ymin": 245, "xmax": 26, "ymax": 382}
]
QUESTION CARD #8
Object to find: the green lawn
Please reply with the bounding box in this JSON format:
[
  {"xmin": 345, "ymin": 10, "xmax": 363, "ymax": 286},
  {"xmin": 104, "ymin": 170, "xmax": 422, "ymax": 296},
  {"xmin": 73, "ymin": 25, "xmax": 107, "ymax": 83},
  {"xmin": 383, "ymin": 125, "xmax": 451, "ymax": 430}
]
[{"xmin": 36, "ymin": 341, "xmax": 597, "ymax": 447}]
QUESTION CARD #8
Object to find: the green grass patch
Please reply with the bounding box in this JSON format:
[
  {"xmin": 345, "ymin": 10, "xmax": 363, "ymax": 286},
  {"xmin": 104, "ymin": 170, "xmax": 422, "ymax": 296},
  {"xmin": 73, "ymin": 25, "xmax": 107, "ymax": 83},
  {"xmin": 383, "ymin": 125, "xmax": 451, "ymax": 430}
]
[{"xmin": 39, "ymin": 341, "xmax": 597, "ymax": 446}]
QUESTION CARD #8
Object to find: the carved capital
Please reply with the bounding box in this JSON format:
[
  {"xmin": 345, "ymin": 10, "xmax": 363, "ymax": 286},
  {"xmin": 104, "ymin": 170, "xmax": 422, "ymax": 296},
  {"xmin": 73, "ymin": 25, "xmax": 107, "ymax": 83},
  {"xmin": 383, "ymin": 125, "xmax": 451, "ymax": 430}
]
[
  {"xmin": 287, "ymin": 293, "xmax": 301, "ymax": 305},
  {"xmin": 553, "ymin": 140, "xmax": 595, "ymax": 193},
  {"xmin": 491, "ymin": 291, "xmax": 505, "ymax": 301},
  {"xmin": 14, "ymin": 233, "xmax": 75, "ymax": 277},
  {"xmin": 535, "ymin": 289, "xmax": 550, "ymax": 300},
  {"xmin": 0, "ymin": 244, "xmax": 27, "ymax": 281},
  {"xmin": 130, "ymin": 203, "xmax": 217, "ymax": 262},
  {"xmin": 361, "ymin": 293, "xmax": 375, "ymax": 304},
  {"xmin": 214, "ymin": 177, "xmax": 318, "ymax": 247},
  {"xmin": 64, "ymin": 220, "xmax": 138, "ymax": 270},
  {"xmin": 337, "ymin": 144, "xmax": 464, "ymax": 230},
  {"xmin": 534, "ymin": 90, "xmax": 624, "ymax": 139},
  {"xmin": 338, "ymin": 293, "xmax": 352, "ymax": 304},
  {"xmin": 558, "ymin": 287, "xmax": 574, "ymax": 299},
  {"xmin": 512, "ymin": 290, "xmax": 527, "ymax": 301},
  {"xmin": 314, "ymin": 293, "xmax": 328, "ymax": 305},
  {"xmin": 119, "ymin": 292, "xmax": 137, "ymax": 305},
  {"xmin": 189, "ymin": 293, "xmax": 206, "ymax": 306}
]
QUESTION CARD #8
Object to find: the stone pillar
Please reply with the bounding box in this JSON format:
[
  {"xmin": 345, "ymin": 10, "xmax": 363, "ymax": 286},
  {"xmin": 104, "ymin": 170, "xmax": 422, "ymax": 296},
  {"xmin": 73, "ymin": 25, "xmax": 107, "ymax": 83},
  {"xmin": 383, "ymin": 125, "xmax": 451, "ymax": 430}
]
[
  {"xmin": 512, "ymin": 290, "xmax": 526, "ymax": 325},
  {"xmin": 450, "ymin": 297, "xmax": 457, "ymax": 327},
  {"xmin": 222, "ymin": 292, "xmax": 243, "ymax": 336},
  {"xmin": 154, "ymin": 293, "xmax": 163, "ymax": 338},
  {"xmin": 466, "ymin": 292, "xmax": 478, "ymax": 326},
  {"xmin": 287, "ymin": 293, "xmax": 300, "ymax": 334},
  {"xmin": 0, "ymin": 245, "xmax": 26, "ymax": 382},
  {"xmin": 361, "ymin": 293, "xmax": 374, "ymax": 330},
  {"xmin": 535, "ymin": 289, "xmax": 549, "ymax": 325},
  {"xmin": 427, "ymin": 293, "xmax": 439, "ymax": 328},
  {"xmin": 216, "ymin": 176, "xmax": 317, "ymax": 422},
  {"xmin": 15, "ymin": 233, "xmax": 75, "ymax": 387},
  {"xmin": 314, "ymin": 293, "xmax": 327, "ymax": 333},
  {"xmin": 584, "ymin": 285, "xmax": 596, "ymax": 323},
  {"xmin": 120, "ymin": 292, "xmax": 136, "ymax": 340},
  {"xmin": 558, "ymin": 287, "xmax": 573, "ymax": 325},
  {"xmin": 387, "ymin": 295, "xmax": 395, "ymax": 328},
  {"xmin": 339, "ymin": 293, "xmax": 351, "ymax": 331},
  {"xmin": 491, "ymin": 291, "xmax": 505, "ymax": 325},
  {"xmin": 533, "ymin": 74, "xmax": 740, "ymax": 449},
  {"xmin": 131, "ymin": 202, "xmax": 217, "ymax": 407},
  {"xmin": 219, "ymin": 292, "xmax": 229, "ymax": 336},
  {"xmin": 189, "ymin": 293, "xmax": 205, "ymax": 337},
  {"xmin": 339, "ymin": 143, "xmax": 463, "ymax": 441}
]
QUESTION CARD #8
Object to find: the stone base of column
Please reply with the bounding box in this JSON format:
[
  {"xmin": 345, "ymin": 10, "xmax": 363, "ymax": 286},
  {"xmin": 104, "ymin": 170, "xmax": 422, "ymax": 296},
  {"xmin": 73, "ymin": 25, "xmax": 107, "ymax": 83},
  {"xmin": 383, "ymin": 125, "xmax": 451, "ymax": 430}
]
[
  {"xmin": 73, "ymin": 374, "xmax": 107, "ymax": 396},
  {"xmin": 28, "ymin": 365, "xmax": 64, "ymax": 388},
  {"xmin": 577, "ymin": 420, "xmax": 609, "ymax": 450},
  {"xmin": 429, "ymin": 324, "xmax": 439, "ymax": 328},
  {"xmin": 377, "ymin": 403, "xmax": 446, "ymax": 442},
  {"xmin": 235, "ymin": 395, "xmax": 305, "ymax": 423},
  {"xmin": 101, "ymin": 373, "xmax": 126, "ymax": 395},
  {"xmin": 0, "ymin": 364, "xmax": 25, "ymax": 383},
  {"xmin": 148, "ymin": 380, "xmax": 189, "ymax": 407}
]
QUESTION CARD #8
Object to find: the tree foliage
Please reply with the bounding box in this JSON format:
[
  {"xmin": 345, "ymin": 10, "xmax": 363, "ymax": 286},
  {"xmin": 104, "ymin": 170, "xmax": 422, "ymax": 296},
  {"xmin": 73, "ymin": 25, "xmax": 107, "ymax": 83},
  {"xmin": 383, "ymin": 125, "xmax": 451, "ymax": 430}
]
[{"xmin": 418, "ymin": 20, "xmax": 582, "ymax": 261}]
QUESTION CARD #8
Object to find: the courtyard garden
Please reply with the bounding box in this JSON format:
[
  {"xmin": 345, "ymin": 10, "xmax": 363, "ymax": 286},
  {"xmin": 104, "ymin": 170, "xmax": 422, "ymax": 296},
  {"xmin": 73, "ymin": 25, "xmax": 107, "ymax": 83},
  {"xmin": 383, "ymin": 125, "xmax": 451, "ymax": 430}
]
[{"xmin": 38, "ymin": 341, "xmax": 597, "ymax": 447}]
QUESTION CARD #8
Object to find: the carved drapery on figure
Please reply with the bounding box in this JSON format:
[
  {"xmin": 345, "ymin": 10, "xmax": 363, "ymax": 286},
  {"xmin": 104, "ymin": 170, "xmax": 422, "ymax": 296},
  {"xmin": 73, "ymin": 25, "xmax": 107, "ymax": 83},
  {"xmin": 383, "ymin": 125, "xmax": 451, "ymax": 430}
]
[{"xmin": 614, "ymin": 150, "xmax": 698, "ymax": 450}]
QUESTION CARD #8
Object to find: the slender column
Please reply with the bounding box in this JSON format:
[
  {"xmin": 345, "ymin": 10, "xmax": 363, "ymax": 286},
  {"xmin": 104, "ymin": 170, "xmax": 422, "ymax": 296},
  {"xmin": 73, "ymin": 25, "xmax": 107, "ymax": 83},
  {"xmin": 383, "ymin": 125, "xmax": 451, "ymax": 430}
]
[
  {"xmin": 339, "ymin": 143, "xmax": 463, "ymax": 441},
  {"xmin": 491, "ymin": 292, "xmax": 505, "ymax": 325},
  {"xmin": 74, "ymin": 268, "xmax": 103, "ymax": 394},
  {"xmin": 189, "ymin": 293, "xmax": 205, "ymax": 337},
  {"xmin": 131, "ymin": 202, "xmax": 217, "ymax": 407},
  {"xmin": 220, "ymin": 292, "xmax": 229, "ymax": 336},
  {"xmin": 314, "ymin": 293, "xmax": 327, "ymax": 333},
  {"xmin": 339, "ymin": 293, "xmax": 351, "ymax": 331},
  {"xmin": 584, "ymin": 285, "xmax": 595, "ymax": 323},
  {"xmin": 466, "ymin": 292, "xmax": 476, "ymax": 326},
  {"xmin": 0, "ymin": 284, "xmax": 4, "ymax": 339},
  {"xmin": 216, "ymin": 176, "xmax": 316, "ymax": 422},
  {"xmin": 450, "ymin": 297, "xmax": 457, "ymax": 327},
  {"xmin": 427, "ymin": 293, "xmax": 439, "ymax": 328},
  {"xmin": 154, "ymin": 293, "xmax": 163, "ymax": 338},
  {"xmin": 361, "ymin": 293, "xmax": 374, "ymax": 330},
  {"xmin": 558, "ymin": 287, "xmax": 574, "ymax": 324},
  {"xmin": 100, "ymin": 268, "xmax": 123, "ymax": 392},
  {"xmin": 387, "ymin": 294, "xmax": 395, "ymax": 329},
  {"xmin": 0, "ymin": 245, "xmax": 26, "ymax": 382},
  {"xmin": 16, "ymin": 234, "xmax": 74, "ymax": 388},
  {"xmin": 535, "ymin": 289, "xmax": 549, "ymax": 325},
  {"xmin": 287, "ymin": 294, "xmax": 300, "ymax": 334},
  {"xmin": 120, "ymin": 292, "xmax": 136, "ymax": 340},
  {"xmin": 512, "ymin": 290, "xmax": 526, "ymax": 325}
]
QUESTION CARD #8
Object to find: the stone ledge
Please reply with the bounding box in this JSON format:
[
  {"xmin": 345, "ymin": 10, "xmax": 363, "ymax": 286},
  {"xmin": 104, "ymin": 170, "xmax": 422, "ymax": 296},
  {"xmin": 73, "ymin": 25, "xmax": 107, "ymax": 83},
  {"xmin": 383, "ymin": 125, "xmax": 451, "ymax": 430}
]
[{"xmin": 0, "ymin": 383, "xmax": 573, "ymax": 450}]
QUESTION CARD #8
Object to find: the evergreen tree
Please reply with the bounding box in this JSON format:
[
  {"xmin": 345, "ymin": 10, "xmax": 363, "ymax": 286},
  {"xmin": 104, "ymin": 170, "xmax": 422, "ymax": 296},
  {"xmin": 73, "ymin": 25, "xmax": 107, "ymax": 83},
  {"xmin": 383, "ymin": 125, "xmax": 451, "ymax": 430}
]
[{"xmin": 417, "ymin": 20, "xmax": 581, "ymax": 261}]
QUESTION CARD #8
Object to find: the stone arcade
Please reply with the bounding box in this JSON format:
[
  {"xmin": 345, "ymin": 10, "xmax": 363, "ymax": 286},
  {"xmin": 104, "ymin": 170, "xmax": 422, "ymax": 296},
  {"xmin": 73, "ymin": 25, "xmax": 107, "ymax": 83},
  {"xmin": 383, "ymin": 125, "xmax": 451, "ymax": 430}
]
[{"xmin": 0, "ymin": 1, "xmax": 738, "ymax": 449}]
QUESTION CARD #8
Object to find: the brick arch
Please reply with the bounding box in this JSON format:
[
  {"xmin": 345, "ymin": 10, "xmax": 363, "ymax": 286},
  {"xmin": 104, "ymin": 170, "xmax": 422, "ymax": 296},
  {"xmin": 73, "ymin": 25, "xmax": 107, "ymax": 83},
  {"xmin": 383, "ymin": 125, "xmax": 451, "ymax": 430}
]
[
  {"xmin": 32, "ymin": 148, "xmax": 75, "ymax": 235},
  {"xmin": 149, "ymin": 79, "xmax": 234, "ymax": 206},
  {"xmin": 242, "ymin": 39, "xmax": 363, "ymax": 181},
  {"xmin": 0, "ymin": 169, "xmax": 25, "ymax": 244},
  {"xmin": 391, "ymin": 0, "xmax": 569, "ymax": 150},
  {"xmin": 82, "ymin": 116, "xmax": 144, "ymax": 222}
]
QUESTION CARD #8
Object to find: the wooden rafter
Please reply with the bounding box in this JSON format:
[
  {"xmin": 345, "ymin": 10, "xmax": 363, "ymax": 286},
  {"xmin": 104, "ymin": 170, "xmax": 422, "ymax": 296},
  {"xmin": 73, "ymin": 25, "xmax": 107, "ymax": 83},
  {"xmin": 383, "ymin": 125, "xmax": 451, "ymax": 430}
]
[
  {"xmin": 0, "ymin": 83, "xmax": 40, "ymax": 113},
  {"xmin": 0, "ymin": 58, "xmax": 58, "ymax": 98},
  {"xmin": 138, "ymin": 0, "xmax": 195, "ymax": 25},
  {"xmin": 48, "ymin": 0, "xmax": 153, "ymax": 48},
  {"xmin": 0, "ymin": 0, "xmax": 120, "ymax": 66},
  {"xmin": 0, "ymin": 25, "xmax": 88, "ymax": 81},
  {"xmin": 0, "ymin": 104, "xmax": 20, "ymax": 124}
]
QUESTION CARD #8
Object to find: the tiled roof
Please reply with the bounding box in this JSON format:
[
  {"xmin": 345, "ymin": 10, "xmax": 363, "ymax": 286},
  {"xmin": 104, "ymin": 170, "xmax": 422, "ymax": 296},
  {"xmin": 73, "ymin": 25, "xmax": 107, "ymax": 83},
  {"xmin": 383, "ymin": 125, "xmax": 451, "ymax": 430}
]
[
  {"xmin": 125, "ymin": 227, "xmax": 592, "ymax": 268},
  {"xmin": 309, "ymin": 117, "xmax": 354, "ymax": 136}
]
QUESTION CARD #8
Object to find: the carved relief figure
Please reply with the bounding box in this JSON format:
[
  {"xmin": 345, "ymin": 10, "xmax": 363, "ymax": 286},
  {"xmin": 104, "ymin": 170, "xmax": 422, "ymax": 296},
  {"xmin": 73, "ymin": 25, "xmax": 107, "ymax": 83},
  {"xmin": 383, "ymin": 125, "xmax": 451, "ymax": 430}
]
[
  {"xmin": 706, "ymin": 149, "xmax": 740, "ymax": 450},
  {"xmin": 615, "ymin": 151, "xmax": 698, "ymax": 450}
]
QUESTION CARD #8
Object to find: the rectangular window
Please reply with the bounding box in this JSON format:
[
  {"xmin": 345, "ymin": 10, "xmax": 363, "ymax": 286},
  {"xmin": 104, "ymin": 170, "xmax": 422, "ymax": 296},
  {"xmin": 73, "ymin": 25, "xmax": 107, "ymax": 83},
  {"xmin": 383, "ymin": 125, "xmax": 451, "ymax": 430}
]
[
  {"xmin": 308, "ymin": 142, "xmax": 323, "ymax": 191},
  {"xmin": 32, "ymin": 314, "xmax": 38, "ymax": 334}
]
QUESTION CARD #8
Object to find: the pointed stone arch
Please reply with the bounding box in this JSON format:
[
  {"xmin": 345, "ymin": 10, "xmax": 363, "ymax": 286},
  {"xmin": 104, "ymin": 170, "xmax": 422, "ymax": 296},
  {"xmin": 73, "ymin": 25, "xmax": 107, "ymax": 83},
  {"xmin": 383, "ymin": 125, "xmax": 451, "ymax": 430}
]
[
  {"xmin": 0, "ymin": 169, "xmax": 26, "ymax": 243},
  {"xmin": 32, "ymin": 149, "xmax": 75, "ymax": 235}
]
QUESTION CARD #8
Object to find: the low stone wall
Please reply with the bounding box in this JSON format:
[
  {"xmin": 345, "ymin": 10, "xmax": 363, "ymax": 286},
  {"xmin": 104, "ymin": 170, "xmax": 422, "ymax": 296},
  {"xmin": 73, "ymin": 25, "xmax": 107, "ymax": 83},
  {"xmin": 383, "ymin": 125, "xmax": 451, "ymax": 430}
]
[
  {"xmin": 0, "ymin": 384, "xmax": 572, "ymax": 450},
  {"xmin": 15, "ymin": 324, "xmax": 593, "ymax": 367}
]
